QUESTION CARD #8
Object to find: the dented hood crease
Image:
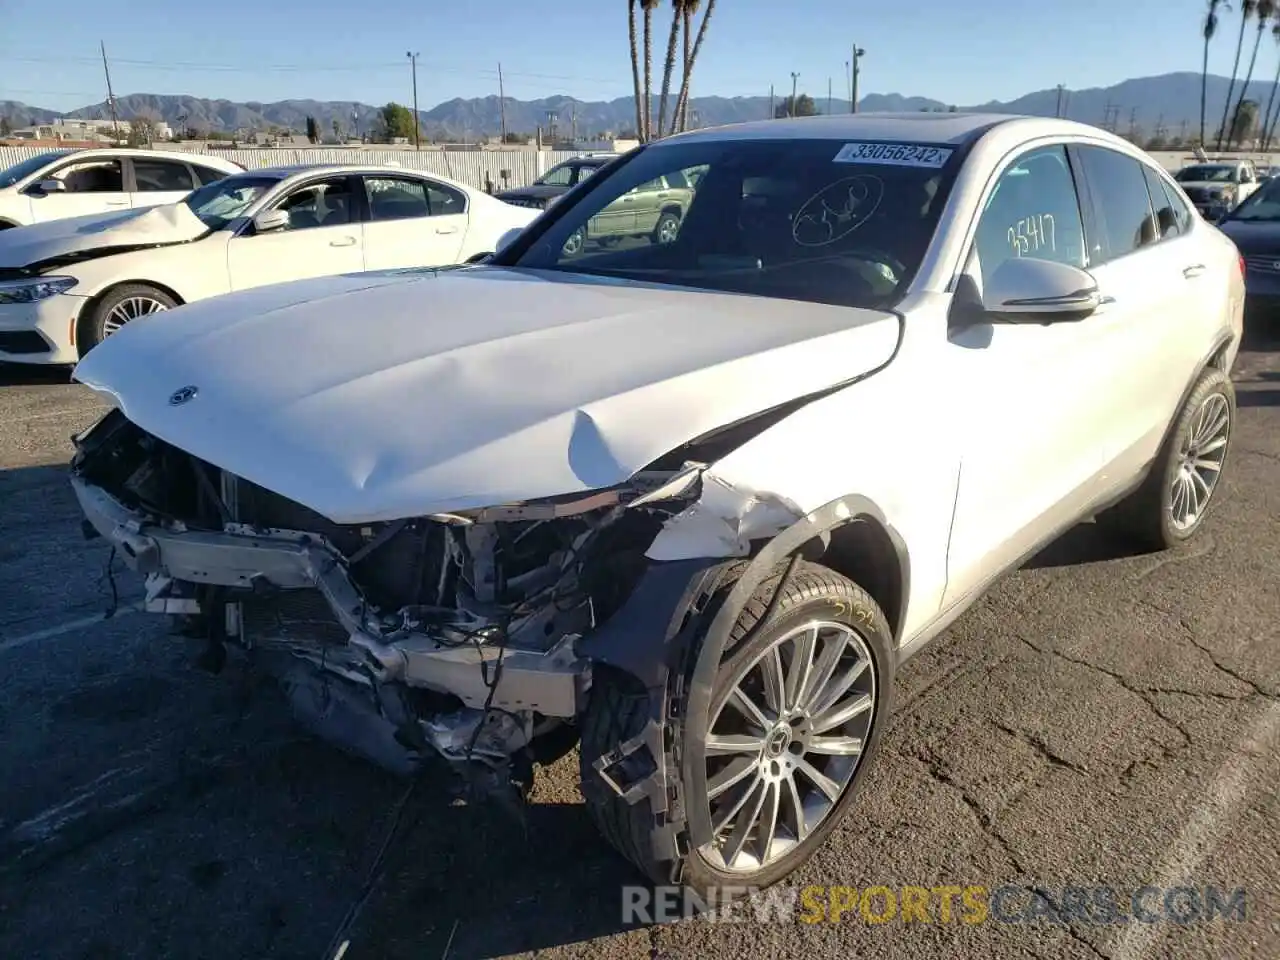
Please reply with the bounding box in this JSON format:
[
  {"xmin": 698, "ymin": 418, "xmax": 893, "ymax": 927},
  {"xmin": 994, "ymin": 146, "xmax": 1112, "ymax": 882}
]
[
  {"xmin": 0, "ymin": 203, "xmax": 210, "ymax": 270},
  {"xmin": 72, "ymin": 267, "xmax": 900, "ymax": 524}
]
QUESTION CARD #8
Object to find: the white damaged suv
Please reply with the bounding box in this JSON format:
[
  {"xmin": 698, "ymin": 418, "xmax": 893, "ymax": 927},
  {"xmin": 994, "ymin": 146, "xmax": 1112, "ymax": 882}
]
[{"xmin": 69, "ymin": 113, "xmax": 1243, "ymax": 895}]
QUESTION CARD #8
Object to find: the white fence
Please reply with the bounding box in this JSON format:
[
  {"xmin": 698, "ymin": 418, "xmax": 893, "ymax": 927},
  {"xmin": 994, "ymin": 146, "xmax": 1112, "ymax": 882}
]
[{"xmin": 0, "ymin": 146, "xmax": 583, "ymax": 191}]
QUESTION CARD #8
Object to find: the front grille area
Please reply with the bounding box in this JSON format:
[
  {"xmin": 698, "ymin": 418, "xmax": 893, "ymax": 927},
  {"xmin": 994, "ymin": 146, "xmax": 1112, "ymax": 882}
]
[
  {"xmin": 1180, "ymin": 186, "xmax": 1211, "ymax": 204},
  {"xmin": 1244, "ymin": 256, "xmax": 1280, "ymax": 274},
  {"xmin": 242, "ymin": 588, "xmax": 349, "ymax": 644},
  {"xmin": 0, "ymin": 330, "xmax": 52, "ymax": 355}
]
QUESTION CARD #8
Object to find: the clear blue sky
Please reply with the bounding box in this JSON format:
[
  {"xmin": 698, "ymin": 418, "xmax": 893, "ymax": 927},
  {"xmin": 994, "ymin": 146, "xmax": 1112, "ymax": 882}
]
[{"xmin": 0, "ymin": 0, "xmax": 1248, "ymax": 112}]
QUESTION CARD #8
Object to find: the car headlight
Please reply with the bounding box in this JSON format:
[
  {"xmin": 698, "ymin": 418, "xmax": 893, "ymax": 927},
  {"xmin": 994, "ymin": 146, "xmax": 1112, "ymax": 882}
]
[{"xmin": 0, "ymin": 276, "xmax": 78, "ymax": 304}]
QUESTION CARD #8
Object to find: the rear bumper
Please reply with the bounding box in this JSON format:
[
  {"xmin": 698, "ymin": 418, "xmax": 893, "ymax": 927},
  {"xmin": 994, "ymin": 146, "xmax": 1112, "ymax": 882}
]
[{"xmin": 70, "ymin": 474, "xmax": 585, "ymax": 717}]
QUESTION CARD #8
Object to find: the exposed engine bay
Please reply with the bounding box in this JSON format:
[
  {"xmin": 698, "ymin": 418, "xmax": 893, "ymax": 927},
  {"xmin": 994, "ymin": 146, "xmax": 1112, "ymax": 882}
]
[{"xmin": 70, "ymin": 408, "xmax": 735, "ymax": 798}]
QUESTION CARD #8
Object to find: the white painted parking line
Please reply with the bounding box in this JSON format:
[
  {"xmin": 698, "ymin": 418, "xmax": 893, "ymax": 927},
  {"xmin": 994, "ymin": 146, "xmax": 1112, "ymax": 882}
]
[
  {"xmin": 0, "ymin": 605, "xmax": 142, "ymax": 655},
  {"xmin": 1112, "ymin": 698, "xmax": 1280, "ymax": 960}
]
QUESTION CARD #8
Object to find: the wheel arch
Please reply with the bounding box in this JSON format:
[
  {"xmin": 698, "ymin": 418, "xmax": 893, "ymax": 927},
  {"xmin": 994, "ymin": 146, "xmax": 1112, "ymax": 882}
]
[
  {"xmin": 0, "ymin": 218, "xmax": 20, "ymax": 230},
  {"xmin": 76, "ymin": 279, "xmax": 187, "ymax": 356}
]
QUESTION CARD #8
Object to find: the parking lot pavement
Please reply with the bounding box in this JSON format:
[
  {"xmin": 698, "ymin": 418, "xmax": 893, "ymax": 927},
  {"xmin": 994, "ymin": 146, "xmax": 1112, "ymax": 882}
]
[{"xmin": 0, "ymin": 336, "xmax": 1277, "ymax": 960}]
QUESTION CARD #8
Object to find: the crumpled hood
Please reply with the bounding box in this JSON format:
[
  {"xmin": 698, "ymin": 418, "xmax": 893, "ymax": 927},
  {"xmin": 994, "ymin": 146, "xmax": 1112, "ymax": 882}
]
[
  {"xmin": 0, "ymin": 203, "xmax": 209, "ymax": 269},
  {"xmin": 72, "ymin": 267, "xmax": 900, "ymax": 524}
]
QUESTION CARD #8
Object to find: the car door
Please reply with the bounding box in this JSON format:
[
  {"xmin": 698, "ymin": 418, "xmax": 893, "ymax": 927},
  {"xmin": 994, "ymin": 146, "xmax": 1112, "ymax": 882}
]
[
  {"xmin": 226, "ymin": 175, "xmax": 364, "ymax": 291},
  {"xmin": 942, "ymin": 143, "xmax": 1114, "ymax": 605},
  {"xmin": 26, "ymin": 157, "xmax": 130, "ymax": 222},
  {"xmin": 360, "ymin": 175, "xmax": 468, "ymax": 270},
  {"xmin": 628, "ymin": 177, "xmax": 668, "ymax": 236},
  {"xmin": 1069, "ymin": 144, "xmax": 1207, "ymax": 481},
  {"xmin": 127, "ymin": 157, "xmax": 199, "ymax": 209}
]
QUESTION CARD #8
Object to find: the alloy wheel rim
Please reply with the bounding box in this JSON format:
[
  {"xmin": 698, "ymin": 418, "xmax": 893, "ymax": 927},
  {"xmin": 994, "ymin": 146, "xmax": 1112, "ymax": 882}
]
[
  {"xmin": 658, "ymin": 217, "xmax": 679, "ymax": 243},
  {"xmin": 562, "ymin": 230, "xmax": 584, "ymax": 256},
  {"xmin": 1170, "ymin": 392, "xmax": 1230, "ymax": 531},
  {"xmin": 103, "ymin": 296, "xmax": 168, "ymax": 337},
  {"xmin": 700, "ymin": 619, "xmax": 876, "ymax": 874}
]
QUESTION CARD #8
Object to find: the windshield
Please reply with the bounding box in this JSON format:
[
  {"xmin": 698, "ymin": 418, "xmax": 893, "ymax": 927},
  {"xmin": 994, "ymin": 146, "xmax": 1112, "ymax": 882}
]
[
  {"xmin": 184, "ymin": 176, "xmax": 278, "ymax": 229},
  {"xmin": 1224, "ymin": 178, "xmax": 1280, "ymax": 221},
  {"xmin": 536, "ymin": 161, "xmax": 602, "ymax": 188},
  {"xmin": 0, "ymin": 151, "xmax": 70, "ymax": 189},
  {"xmin": 504, "ymin": 137, "xmax": 961, "ymax": 309},
  {"xmin": 1176, "ymin": 165, "xmax": 1237, "ymax": 183}
]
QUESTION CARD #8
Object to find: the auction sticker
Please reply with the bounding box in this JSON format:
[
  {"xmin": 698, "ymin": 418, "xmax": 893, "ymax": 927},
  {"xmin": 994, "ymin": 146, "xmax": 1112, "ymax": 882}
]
[{"xmin": 833, "ymin": 142, "xmax": 954, "ymax": 168}]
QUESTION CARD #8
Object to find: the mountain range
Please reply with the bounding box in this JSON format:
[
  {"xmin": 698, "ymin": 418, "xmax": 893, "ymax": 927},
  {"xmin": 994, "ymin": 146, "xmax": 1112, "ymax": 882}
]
[{"xmin": 2, "ymin": 72, "xmax": 1276, "ymax": 140}]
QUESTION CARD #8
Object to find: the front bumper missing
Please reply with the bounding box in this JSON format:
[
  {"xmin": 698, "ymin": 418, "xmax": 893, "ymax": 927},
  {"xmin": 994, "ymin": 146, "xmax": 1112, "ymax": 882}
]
[{"xmin": 71, "ymin": 475, "xmax": 586, "ymax": 717}]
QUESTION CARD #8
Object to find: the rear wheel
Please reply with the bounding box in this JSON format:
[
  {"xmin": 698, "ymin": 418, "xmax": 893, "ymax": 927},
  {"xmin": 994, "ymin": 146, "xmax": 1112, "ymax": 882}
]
[
  {"xmin": 561, "ymin": 226, "xmax": 586, "ymax": 258},
  {"xmin": 80, "ymin": 283, "xmax": 177, "ymax": 356},
  {"xmin": 652, "ymin": 211, "xmax": 681, "ymax": 245},
  {"xmin": 581, "ymin": 561, "xmax": 893, "ymax": 895},
  {"xmin": 1097, "ymin": 366, "xmax": 1235, "ymax": 549}
]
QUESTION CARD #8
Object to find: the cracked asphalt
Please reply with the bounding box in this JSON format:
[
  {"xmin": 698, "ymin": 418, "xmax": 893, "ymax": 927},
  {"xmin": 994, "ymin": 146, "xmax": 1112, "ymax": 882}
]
[{"xmin": 1, "ymin": 325, "xmax": 1277, "ymax": 960}]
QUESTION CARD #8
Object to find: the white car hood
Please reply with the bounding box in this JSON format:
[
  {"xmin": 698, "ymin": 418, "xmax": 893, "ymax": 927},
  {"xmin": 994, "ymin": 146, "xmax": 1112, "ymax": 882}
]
[
  {"xmin": 73, "ymin": 268, "xmax": 900, "ymax": 524},
  {"xmin": 0, "ymin": 203, "xmax": 208, "ymax": 268}
]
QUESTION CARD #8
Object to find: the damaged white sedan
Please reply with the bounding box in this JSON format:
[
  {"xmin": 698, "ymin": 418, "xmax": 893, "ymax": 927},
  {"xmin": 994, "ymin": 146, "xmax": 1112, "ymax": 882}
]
[{"xmin": 68, "ymin": 113, "xmax": 1243, "ymax": 895}]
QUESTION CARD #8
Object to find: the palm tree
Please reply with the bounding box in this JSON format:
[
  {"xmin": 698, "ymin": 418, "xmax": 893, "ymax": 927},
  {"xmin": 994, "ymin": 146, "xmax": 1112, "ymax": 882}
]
[
  {"xmin": 675, "ymin": 0, "xmax": 701, "ymax": 131},
  {"xmin": 1219, "ymin": 0, "xmax": 1258, "ymax": 150},
  {"xmin": 628, "ymin": 0, "xmax": 644, "ymax": 140},
  {"xmin": 672, "ymin": 0, "xmax": 717, "ymax": 134},
  {"xmin": 1228, "ymin": 0, "xmax": 1275, "ymax": 147},
  {"xmin": 640, "ymin": 0, "xmax": 661, "ymax": 140},
  {"xmin": 1263, "ymin": 21, "xmax": 1280, "ymax": 147},
  {"xmin": 1202, "ymin": 1, "xmax": 1230, "ymax": 145},
  {"xmin": 656, "ymin": 1, "xmax": 684, "ymax": 139}
]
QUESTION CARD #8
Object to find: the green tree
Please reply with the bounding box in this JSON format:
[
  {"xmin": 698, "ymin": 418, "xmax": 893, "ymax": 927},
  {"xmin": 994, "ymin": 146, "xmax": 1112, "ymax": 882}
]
[
  {"xmin": 1231, "ymin": 98, "xmax": 1260, "ymax": 144},
  {"xmin": 502, "ymin": 131, "xmax": 529, "ymax": 144},
  {"xmin": 775, "ymin": 93, "xmax": 817, "ymax": 118},
  {"xmin": 332, "ymin": 118, "xmax": 342, "ymax": 141},
  {"xmin": 378, "ymin": 102, "xmax": 417, "ymax": 142},
  {"xmin": 656, "ymin": 0, "xmax": 683, "ymax": 138},
  {"xmin": 672, "ymin": 0, "xmax": 714, "ymax": 133},
  {"xmin": 628, "ymin": 0, "xmax": 645, "ymax": 141},
  {"xmin": 127, "ymin": 113, "xmax": 159, "ymax": 147},
  {"xmin": 1201, "ymin": 1, "xmax": 1229, "ymax": 146},
  {"xmin": 1259, "ymin": 21, "xmax": 1280, "ymax": 147},
  {"xmin": 640, "ymin": 0, "xmax": 661, "ymax": 140},
  {"xmin": 1219, "ymin": 0, "xmax": 1258, "ymax": 150},
  {"xmin": 1228, "ymin": 0, "xmax": 1275, "ymax": 147},
  {"xmin": 0, "ymin": 116, "xmax": 10, "ymax": 137},
  {"xmin": 305, "ymin": 115, "xmax": 320, "ymax": 144}
]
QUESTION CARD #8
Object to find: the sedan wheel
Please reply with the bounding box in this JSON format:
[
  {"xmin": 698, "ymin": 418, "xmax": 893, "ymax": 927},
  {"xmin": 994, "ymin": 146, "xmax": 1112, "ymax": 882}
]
[
  {"xmin": 81, "ymin": 283, "xmax": 179, "ymax": 357},
  {"xmin": 103, "ymin": 295, "xmax": 169, "ymax": 337},
  {"xmin": 700, "ymin": 619, "xmax": 876, "ymax": 873},
  {"xmin": 561, "ymin": 227, "xmax": 585, "ymax": 258},
  {"xmin": 1169, "ymin": 392, "xmax": 1230, "ymax": 532}
]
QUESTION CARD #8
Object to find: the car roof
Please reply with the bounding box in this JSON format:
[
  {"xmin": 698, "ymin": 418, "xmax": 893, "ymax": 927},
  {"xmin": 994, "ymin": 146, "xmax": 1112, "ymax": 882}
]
[
  {"xmin": 663, "ymin": 112, "xmax": 1018, "ymax": 146},
  {"xmin": 225, "ymin": 163, "xmax": 475, "ymax": 192},
  {"xmin": 57, "ymin": 147, "xmax": 242, "ymax": 168}
]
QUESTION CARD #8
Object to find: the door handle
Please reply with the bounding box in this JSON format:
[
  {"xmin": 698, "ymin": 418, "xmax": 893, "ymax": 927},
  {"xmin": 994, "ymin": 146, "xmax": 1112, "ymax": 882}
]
[
  {"xmin": 620, "ymin": 197, "xmax": 635, "ymax": 203},
  {"xmin": 1097, "ymin": 295, "xmax": 1117, "ymax": 306},
  {"xmin": 1182, "ymin": 263, "xmax": 1207, "ymax": 278},
  {"xmin": 329, "ymin": 236, "xmax": 357, "ymax": 247},
  {"xmin": 435, "ymin": 225, "xmax": 459, "ymax": 235}
]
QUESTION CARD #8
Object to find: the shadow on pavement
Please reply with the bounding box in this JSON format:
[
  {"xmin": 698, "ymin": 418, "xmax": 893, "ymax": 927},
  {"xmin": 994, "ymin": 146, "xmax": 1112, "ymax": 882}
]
[
  {"xmin": 1238, "ymin": 387, "xmax": 1280, "ymax": 407},
  {"xmin": 1023, "ymin": 520, "xmax": 1152, "ymax": 570}
]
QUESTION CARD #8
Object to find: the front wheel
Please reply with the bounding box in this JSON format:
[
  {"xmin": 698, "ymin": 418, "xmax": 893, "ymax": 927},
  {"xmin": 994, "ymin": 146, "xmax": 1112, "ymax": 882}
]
[
  {"xmin": 80, "ymin": 283, "xmax": 177, "ymax": 356},
  {"xmin": 561, "ymin": 226, "xmax": 586, "ymax": 258},
  {"xmin": 580, "ymin": 561, "xmax": 893, "ymax": 894}
]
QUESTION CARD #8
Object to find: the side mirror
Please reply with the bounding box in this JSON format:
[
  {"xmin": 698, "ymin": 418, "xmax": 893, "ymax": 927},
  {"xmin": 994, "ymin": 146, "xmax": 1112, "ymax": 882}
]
[
  {"xmin": 251, "ymin": 209, "xmax": 290, "ymax": 234},
  {"xmin": 34, "ymin": 179, "xmax": 66, "ymax": 194},
  {"xmin": 495, "ymin": 227, "xmax": 524, "ymax": 252},
  {"xmin": 978, "ymin": 257, "xmax": 1101, "ymax": 324}
]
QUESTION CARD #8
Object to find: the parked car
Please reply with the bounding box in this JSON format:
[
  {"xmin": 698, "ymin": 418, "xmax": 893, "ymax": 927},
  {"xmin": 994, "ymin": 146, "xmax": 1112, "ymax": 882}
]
[
  {"xmin": 0, "ymin": 148, "xmax": 242, "ymax": 229},
  {"xmin": 560, "ymin": 167, "xmax": 700, "ymax": 256},
  {"xmin": 1173, "ymin": 160, "xmax": 1261, "ymax": 219},
  {"xmin": 0, "ymin": 163, "xmax": 537, "ymax": 364},
  {"xmin": 1216, "ymin": 171, "xmax": 1280, "ymax": 314},
  {"xmin": 493, "ymin": 153, "xmax": 618, "ymax": 210},
  {"xmin": 68, "ymin": 113, "xmax": 1242, "ymax": 897}
]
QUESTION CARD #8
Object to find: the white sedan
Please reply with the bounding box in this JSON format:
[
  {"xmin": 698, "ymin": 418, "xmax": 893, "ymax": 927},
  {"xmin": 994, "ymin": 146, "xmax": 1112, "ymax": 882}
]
[
  {"xmin": 68, "ymin": 114, "xmax": 1242, "ymax": 894},
  {"xmin": 0, "ymin": 163, "xmax": 537, "ymax": 363},
  {"xmin": 0, "ymin": 147, "xmax": 242, "ymax": 228}
]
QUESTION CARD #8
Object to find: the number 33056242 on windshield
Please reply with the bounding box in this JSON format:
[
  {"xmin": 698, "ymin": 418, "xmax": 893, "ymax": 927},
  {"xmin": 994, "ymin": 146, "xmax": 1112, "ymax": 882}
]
[{"xmin": 832, "ymin": 142, "xmax": 955, "ymax": 168}]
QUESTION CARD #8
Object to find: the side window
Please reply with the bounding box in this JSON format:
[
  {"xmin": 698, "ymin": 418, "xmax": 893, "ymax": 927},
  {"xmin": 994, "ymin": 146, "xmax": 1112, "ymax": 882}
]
[
  {"xmin": 1162, "ymin": 179, "xmax": 1194, "ymax": 235},
  {"xmin": 540, "ymin": 165, "xmax": 574, "ymax": 186},
  {"xmin": 133, "ymin": 159, "xmax": 196, "ymax": 193},
  {"xmin": 426, "ymin": 181, "xmax": 467, "ymax": 216},
  {"xmin": 192, "ymin": 165, "xmax": 232, "ymax": 186},
  {"xmin": 365, "ymin": 177, "xmax": 431, "ymax": 220},
  {"xmin": 635, "ymin": 178, "xmax": 665, "ymax": 193},
  {"xmin": 1142, "ymin": 164, "xmax": 1180, "ymax": 239},
  {"xmin": 51, "ymin": 159, "xmax": 124, "ymax": 193},
  {"xmin": 1074, "ymin": 145, "xmax": 1157, "ymax": 264},
  {"xmin": 971, "ymin": 145, "xmax": 1087, "ymax": 288},
  {"xmin": 272, "ymin": 177, "xmax": 354, "ymax": 231}
]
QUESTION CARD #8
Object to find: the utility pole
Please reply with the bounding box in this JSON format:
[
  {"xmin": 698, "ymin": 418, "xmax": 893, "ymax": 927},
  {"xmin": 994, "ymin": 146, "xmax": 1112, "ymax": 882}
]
[
  {"xmin": 546, "ymin": 110, "xmax": 557, "ymax": 144},
  {"xmin": 769, "ymin": 84, "xmax": 774, "ymax": 119},
  {"xmin": 1055, "ymin": 84, "xmax": 1064, "ymax": 118},
  {"xmin": 406, "ymin": 51, "xmax": 421, "ymax": 150},
  {"xmin": 498, "ymin": 62, "xmax": 507, "ymax": 144},
  {"xmin": 100, "ymin": 41, "xmax": 120, "ymax": 143},
  {"xmin": 827, "ymin": 77, "xmax": 832, "ymax": 116},
  {"xmin": 845, "ymin": 61, "xmax": 852, "ymax": 109},
  {"xmin": 571, "ymin": 103, "xmax": 577, "ymax": 145},
  {"xmin": 1128, "ymin": 107, "xmax": 1139, "ymax": 138},
  {"xmin": 790, "ymin": 72, "xmax": 799, "ymax": 117},
  {"xmin": 851, "ymin": 44, "xmax": 865, "ymax": 112}
]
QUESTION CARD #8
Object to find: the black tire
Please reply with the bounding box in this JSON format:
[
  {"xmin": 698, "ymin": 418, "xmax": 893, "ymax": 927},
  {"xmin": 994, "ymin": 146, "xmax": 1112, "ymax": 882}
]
[
  {"xmin": 580, "ymin": 560, "xmax": 894, "ymax": 895},
  {"xmin": 80, "ymin": 283, "xmax": 178, "ymax": 357},
  {"xmin": 1097, "ymin": 365, "xmax": 1235, "ymax": 550},
  {"xmin": 652, "ymin": 210, "xmax": 681, "ymax": 245}
]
